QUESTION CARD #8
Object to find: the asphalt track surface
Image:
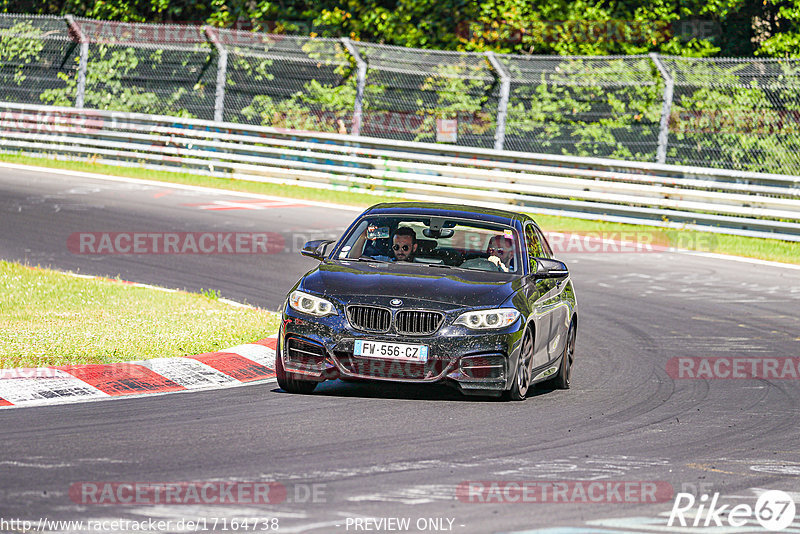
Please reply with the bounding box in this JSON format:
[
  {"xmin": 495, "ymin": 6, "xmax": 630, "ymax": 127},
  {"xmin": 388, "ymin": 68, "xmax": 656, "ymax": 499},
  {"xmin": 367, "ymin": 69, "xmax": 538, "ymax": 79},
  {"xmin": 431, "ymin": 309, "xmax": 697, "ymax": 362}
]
[{"xmin": 1, "ymin": 165, "xmax": 799, "ymax": 534}]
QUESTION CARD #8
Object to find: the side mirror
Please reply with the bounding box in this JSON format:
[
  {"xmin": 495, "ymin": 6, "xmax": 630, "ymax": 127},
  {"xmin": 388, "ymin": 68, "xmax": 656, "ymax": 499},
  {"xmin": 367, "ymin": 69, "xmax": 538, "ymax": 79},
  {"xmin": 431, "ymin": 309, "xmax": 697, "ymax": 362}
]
[
  {"xmin": 301, "ymin": 239, "xmax": 334, "ymax": 261},
  {"xmin": 533, "ymin": 258, "xmax": 569, "ymax": 278}
]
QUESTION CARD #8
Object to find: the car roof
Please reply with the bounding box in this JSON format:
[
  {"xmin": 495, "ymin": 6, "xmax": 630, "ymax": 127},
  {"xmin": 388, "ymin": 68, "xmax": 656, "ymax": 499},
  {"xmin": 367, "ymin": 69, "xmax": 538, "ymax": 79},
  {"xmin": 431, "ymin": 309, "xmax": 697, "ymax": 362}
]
[{"xmin": 364, "ymin": 202, "xmax": 531, "ymax": 227}]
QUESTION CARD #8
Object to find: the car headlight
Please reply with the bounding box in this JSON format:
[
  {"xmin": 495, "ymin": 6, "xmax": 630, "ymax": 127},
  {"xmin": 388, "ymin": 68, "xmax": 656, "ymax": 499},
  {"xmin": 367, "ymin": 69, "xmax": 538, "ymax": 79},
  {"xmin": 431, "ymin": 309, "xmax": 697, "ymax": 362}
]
[
  {"xmin": 454, "ymin": 308, "xmax": 520, "ymax": 330},
  {"xmin": 289, "ymin": 290, "xmax": 338, "ymax": 317}
]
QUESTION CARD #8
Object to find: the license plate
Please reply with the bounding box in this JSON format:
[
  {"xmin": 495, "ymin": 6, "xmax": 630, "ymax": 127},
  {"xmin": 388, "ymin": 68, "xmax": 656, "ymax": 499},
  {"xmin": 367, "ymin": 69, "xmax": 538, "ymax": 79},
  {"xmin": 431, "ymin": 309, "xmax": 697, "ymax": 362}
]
[{"xmin": 353, "ymin": 340, "xmax": 428, "ymax": 362}]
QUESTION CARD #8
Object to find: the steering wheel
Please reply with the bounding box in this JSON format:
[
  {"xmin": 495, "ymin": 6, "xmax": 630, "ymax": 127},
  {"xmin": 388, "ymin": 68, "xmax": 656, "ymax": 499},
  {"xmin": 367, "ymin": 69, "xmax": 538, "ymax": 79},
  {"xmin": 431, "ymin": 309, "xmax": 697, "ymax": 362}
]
[
  {"xmin": 459, "ymin": 257, "xmax": 508, "ymax": 272},
  {"xmin": 487, "ymin": 255, "xmax": 509, "ymax": 272}
]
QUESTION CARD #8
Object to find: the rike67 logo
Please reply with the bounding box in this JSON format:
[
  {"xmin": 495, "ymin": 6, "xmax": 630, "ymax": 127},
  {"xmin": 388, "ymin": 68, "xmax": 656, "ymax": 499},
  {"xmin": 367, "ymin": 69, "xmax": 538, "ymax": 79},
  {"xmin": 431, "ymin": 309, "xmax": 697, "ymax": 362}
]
[{"xmin": 668, "ymin": 490, "xmax": 796, "ymax": 531}]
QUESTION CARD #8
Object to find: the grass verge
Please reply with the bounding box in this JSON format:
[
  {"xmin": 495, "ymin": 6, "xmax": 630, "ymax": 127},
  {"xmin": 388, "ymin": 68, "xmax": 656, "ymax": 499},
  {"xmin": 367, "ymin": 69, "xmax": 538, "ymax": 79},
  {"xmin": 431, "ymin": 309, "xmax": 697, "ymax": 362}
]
[
  {"xmin": 1, "ymin": 152, "xmax": 797, "ymax": 264},
  {"xmin": 0, "ymin": 260, "xmax": 279, "ymax": 369},
  {"xmin": 533, "ymin": 215, "xmax": 799, "ymax": 264}
]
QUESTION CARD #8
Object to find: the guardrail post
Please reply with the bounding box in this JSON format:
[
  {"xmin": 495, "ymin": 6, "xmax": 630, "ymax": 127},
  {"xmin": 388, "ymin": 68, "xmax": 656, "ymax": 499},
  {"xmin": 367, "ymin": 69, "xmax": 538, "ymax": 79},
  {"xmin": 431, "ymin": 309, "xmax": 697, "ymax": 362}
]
[
  {"xmin": 485, "ymin": 51, "xmax": 511, "ymax": 151},
  {"xmin": 650, "ymin": 53, "xmax": 674, "ymax": 165},
  {"xmin": 65, "ymin": 15, "xmax": 88, "ymax": 109},
  {"xmin": 204, "ymin": 26, "xmax": 228, "ymax": 123},
  {"xmin": 341, "ymin": 38, "xmax": 367, "ymax": 137}
]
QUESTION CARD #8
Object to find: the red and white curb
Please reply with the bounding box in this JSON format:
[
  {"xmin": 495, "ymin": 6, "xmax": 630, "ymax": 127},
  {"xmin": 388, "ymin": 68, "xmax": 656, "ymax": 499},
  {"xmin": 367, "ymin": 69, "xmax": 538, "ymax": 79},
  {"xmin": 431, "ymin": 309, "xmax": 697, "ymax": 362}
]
[{"xmin": 0, "ymin": 335, "xmax": 278, "ymax": 409}]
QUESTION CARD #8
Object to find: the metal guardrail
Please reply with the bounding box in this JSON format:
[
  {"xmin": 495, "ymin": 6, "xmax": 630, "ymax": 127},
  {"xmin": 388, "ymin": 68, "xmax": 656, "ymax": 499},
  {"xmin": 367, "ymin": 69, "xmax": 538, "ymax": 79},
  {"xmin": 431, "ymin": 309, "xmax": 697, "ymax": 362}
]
[{"xmin": 1, "ymin": 101, "xmax": 799, "ymax": 241}]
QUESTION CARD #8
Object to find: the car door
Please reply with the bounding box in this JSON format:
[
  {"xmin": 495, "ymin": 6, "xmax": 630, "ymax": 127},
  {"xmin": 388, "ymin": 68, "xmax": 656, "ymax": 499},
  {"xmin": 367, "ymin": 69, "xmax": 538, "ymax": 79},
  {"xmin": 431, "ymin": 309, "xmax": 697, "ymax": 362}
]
[
  {"xmin": 523, "ymin": 223, "xmax": 558, "ymax": 370},
  {"xmin": 536, "ymin": 225, "xmax": 570, "ymax": 361}
]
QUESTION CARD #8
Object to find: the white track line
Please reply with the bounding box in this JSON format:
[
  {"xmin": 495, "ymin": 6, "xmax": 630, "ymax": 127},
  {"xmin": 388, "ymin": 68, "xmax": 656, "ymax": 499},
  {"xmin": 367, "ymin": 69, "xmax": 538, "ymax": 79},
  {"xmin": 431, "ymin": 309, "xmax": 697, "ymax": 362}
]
[{"xmin": 0, "ymin": 161, "xmax": 363, "ymax": 212}]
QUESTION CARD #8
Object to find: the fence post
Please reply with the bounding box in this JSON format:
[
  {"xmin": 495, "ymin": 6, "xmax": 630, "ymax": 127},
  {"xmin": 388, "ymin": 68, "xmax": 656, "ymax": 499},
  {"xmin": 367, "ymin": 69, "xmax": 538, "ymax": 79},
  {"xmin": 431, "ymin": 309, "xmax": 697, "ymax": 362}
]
[
  {"xmin": 341, "ymin": 38, "xmax": 367, "ymax": 137},
  {"xmin": 65, "ymin": 15, "xmax": 88, "ymax": 109},
  {"xmin": 650, "ymin": 53, "xmax": 674, "ymax": 165},
  {"xmin": 485, "ymin": 51, "xmax": 511, "ymax": 151},
  {"xmin": 204, "ymin": 26, "xmax": 228, "ymax": 123}
]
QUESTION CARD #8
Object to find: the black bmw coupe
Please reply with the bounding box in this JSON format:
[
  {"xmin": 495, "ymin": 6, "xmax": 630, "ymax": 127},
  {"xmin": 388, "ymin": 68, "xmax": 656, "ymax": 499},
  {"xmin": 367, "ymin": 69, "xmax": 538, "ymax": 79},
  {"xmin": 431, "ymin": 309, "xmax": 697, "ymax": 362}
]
[{"xmin": 276, "ymin": 203, "xmax": 578, "ymax": 400}]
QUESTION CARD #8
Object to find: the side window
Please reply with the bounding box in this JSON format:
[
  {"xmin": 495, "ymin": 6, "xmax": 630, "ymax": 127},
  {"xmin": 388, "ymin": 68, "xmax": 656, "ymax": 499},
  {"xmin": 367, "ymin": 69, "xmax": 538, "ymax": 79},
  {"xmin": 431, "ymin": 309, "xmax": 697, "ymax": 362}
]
[
  {"xmin": 525, "ymin": 224, "xmax": 544, "ymax": 271},
  {"xmin": 535, "ymin": 226, "xmax": 553, "ymax": 258}
]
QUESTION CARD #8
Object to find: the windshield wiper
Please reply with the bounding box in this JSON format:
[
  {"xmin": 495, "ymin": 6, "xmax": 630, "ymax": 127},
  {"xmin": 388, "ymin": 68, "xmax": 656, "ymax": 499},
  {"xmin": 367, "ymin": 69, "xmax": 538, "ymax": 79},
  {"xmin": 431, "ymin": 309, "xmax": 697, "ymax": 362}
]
[
  {"xmin": 423, "ymin": 262, "xmax": 467, "ymax": 271},
  {"xmin": 344, "ymin": 256, "xmax": 389, "ymax": 263}
]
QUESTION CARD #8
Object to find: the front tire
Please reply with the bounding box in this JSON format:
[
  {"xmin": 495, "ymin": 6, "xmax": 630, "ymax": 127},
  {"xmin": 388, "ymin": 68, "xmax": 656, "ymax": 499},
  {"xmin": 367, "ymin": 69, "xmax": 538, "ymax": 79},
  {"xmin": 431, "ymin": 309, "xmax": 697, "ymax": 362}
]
[
  {"xmin": 276, "ymin": 340, "xmax": 317, "ymax": 394},
  {"xmin": 504, "ymin": 327, "xmax": 534, "ymax": 401}
]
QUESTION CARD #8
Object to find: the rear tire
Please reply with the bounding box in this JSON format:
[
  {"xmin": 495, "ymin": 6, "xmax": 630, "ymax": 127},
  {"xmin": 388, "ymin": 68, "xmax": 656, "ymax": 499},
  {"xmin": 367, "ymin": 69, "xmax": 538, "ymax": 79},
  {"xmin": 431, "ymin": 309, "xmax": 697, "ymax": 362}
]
[
  {"xmin": 276, "ymin": 339, "xmax": 318, "ymax": 394},
  {"xmin": 551, "ymin": 320, "xmax": 576, "ymax": 390}
]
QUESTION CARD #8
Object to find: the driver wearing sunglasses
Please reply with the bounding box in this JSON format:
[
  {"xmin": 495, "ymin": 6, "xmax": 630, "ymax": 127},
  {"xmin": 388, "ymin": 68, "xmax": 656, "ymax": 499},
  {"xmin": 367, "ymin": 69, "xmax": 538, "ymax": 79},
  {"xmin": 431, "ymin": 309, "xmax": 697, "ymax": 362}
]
[
  {"xmin": 392, "ymin": 226, "xmax": 418, "ymax": 262},
  {"xmin": 486, "ymin": 235, "xmax": 514, "ymax": 272}
]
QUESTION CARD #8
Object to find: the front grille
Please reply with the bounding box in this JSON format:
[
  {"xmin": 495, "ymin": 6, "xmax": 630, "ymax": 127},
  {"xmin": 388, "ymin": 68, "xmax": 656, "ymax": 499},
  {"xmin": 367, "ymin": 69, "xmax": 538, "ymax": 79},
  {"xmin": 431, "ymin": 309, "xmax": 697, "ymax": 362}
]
[
  {"xmin": 347, "ymin": 306, "xmax": 391, "ymax": 333},
  {"xmin": 395, "ymin": 310, "xmax": 444, "ymax": 336}
]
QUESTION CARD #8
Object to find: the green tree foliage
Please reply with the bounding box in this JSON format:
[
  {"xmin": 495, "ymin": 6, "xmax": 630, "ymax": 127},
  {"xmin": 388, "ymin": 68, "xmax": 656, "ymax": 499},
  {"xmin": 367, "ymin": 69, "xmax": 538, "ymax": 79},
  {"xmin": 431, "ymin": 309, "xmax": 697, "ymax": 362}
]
[
  {"xmin": 501, "ymin": 56, "xmax": 662, "ymax": 160},
  {"xmin": 0, "ymin": 21, "xmax": 45, "ymax": 90},
  {"xmin": 0, "ymin": 0, "xmax": 775, "ymax": 57},
  {"xmin": 9, "ymin": 0, "xmax": 798, "ymax": 58},
  {"xmin": 3, "ymin": 0, "xmax": 799, "ymax": 173},
  {"xmin": 666, "ymin": 59, "xmax": 800, "ymax": 172},
  {"xmin": 39, "ymin": 44, "xmax": 200, "ymax": 116},
  {"xmin": 756, "ymin": 1, "xmax": 800, "ymax": 56},
  {"xmin": 407, "ymin": 63, "xmax": 495, "ymax": 143},
  {"xmin": 228, "ymin": 39, "xmax": 354, "ymax": 131},
  {"xmin": 240, "ymin": 79, "xmax": 356, "ymax": 131}
]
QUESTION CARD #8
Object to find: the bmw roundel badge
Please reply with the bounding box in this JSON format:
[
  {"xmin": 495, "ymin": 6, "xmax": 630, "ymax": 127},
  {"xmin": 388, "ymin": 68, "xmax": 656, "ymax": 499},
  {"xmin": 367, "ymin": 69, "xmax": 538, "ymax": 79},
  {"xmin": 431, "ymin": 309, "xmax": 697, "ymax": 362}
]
[{"xmin": 390, "ymin": 298, "xmax": 403, "ymax": 307}]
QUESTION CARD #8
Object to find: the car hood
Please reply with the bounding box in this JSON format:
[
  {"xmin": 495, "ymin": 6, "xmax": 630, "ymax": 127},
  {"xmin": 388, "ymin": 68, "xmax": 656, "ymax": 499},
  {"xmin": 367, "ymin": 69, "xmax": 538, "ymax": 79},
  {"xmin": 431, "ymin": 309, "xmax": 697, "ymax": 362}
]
[{"xmin": 299, "ymin": 260, "xmax": 520, "ymax": 307}]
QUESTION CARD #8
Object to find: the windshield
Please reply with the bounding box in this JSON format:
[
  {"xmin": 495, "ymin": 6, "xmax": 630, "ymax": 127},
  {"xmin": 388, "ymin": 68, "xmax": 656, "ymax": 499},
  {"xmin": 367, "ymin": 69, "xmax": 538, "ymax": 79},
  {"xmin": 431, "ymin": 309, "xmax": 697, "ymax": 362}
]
[{"xmin": 334, "ymin": 215, "xmax": 521, "ymax": 273}]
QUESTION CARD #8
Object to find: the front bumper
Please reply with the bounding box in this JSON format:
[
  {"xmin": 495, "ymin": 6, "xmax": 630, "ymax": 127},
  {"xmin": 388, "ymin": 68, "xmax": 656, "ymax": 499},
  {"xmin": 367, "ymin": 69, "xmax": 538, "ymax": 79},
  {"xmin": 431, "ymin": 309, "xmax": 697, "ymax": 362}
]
[{"xmin": 279, "ymin": 305, "xmax": 523, "ymax": 394}]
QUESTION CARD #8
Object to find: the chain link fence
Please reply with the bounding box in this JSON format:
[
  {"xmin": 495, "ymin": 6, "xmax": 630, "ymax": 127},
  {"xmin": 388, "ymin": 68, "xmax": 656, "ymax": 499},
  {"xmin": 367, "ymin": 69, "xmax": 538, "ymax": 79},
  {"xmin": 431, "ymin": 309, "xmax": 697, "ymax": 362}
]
[
  {"xmin": 64, "ymin": 18, "xmax": 218, "ymax": 118},
  {"xmin": 0, "ymin": 14, "xmax": 80, "ymax": 106},
  {"xmin": 498, "ymin": 54, "xmax": 662, "ymax": 160},
  {"xmin": 2, "ymin": 13, "xmax": 800, "ymax": 175},
  {"xmin": 662, "ymin": 55, "xmax": 800, "ymax": 173},
  {"xmin": 216, "ymin": 29, "xmax": 352, "ymax": 130},
  {"xmin": 354, "ymin": 43, "xmax": 499, "ymax": 148}
]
